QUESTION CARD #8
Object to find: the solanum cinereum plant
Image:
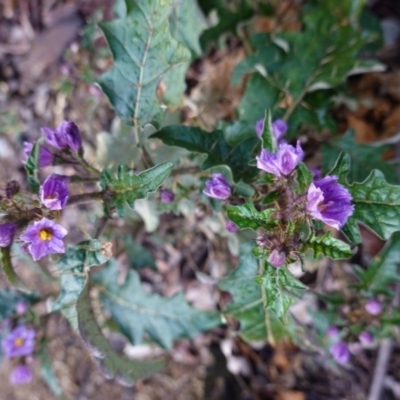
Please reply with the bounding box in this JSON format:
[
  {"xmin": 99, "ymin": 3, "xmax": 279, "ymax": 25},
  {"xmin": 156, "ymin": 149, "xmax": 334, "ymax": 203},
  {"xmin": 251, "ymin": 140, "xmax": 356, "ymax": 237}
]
[{"xmin": 2, "ymin": 0, "xmax": 400, "ymax": 390}]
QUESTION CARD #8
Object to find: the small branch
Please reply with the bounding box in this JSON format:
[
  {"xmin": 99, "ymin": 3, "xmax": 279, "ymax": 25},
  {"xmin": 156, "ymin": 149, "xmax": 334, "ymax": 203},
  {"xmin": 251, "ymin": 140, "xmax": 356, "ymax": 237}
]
[
  {"xmin": 94, "ymin": 215, "xmax": 109, "ymax": 239},
  {"xmin": 67, "ymin": 191, "xmax": 105, "ymax": 205},
  {"xmin": 259, "ymin": 259, "xmax": 275, "ymax": 346}
]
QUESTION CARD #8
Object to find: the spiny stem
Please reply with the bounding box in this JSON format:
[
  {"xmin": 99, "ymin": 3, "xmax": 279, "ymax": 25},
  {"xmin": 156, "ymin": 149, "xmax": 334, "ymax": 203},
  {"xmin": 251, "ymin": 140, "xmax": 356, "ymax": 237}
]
[{"xmin": 67, "ymin": 191, "xmax": 105, "ymax": 205}]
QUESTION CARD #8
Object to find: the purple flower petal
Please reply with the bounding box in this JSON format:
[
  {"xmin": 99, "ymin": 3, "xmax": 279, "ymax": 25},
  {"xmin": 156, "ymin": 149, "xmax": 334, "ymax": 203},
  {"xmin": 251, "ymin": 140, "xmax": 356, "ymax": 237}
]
[
  {"xmin": 359, "ymin": 331, "xmax": 373, "ymax": 345},
  {"xmin": 20, "ymin": 217, "xmax": 68, "ymax": 261},
  {"xmin": 255, "ymin": 118, "xmax": 288, "ymax": 139},
  {"xmin": 1, "ymin": 325, "xmax": 35, "ymax": 358},
  {"xmin": 160, "ymin": 189, "xmax": 175, "ymax": 204},
  {"xmin": 306, "ymin": 176, "xmax": 354, "ymax": 229},
  {"xmin": 225, "ymin": 220, "xmax": 238, "ymax": 233},
  {"xmin": 42, "ymin": 120, "xmax": 82, "ymax": 152},
  {"xmin": 0, "ymin": 223, "xmax": 18, "ymax": 247},
  {"xmin": 203, "ymin": 174, "xmax": 231, "ymax": 200},
  {"xmin": 10, "ymin": 365, "xmax": 33, "ymax": 385},
  {"xmin": 330, "ymin": 341, "xmax": 350, "ymax": 364},
  {"xmin": 256, "ymin": 141, "xmax": 303, "ymax": 177},
  {"xmin": 365, "ymin": 299, "xmax": 382, "ymax": 315},
  {"xmin": 268, "ymin": 249, "xmax": 286, "ymax": 268},
  {"xmin": 39, "ymin": 174, "xmax": 69, "ymax": 210}
]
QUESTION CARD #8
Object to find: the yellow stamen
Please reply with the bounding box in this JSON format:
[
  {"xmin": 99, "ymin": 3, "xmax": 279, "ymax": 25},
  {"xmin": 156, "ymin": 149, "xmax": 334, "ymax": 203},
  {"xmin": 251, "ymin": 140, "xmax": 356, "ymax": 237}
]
[
  {"xmin": 14, "ymin": 337, "xmax": 24, "ymax": 347},
  {"xmin": 39, "ymin": 229, "xmax": 52, "ymax": 241}
]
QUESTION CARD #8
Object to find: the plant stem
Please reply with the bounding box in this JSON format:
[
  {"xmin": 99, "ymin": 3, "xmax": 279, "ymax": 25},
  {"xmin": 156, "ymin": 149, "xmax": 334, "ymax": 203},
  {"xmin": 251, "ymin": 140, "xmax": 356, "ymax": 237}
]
[
  {"xmin": 259, "ymin": 259, "xmax": 275, "ymax": 346},
  {"xmin": 67, "ymin": 191, "xmax": 105, "ymax": 205}
]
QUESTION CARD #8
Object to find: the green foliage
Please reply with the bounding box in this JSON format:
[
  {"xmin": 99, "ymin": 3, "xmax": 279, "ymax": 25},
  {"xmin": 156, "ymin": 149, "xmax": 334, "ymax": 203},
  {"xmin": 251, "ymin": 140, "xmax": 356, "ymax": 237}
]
[
  {"xmin": 322, "ymin": 131, "xmax": 397, "ymax": 184},
  {"xmin": 257, "ymin": 265, "xmax": 307, "ymax": 321},
  {"xmin": 100, "ymin": 163, "xmax": 173, "ymax": 217},
  {"xmin": 218, "ymin": 244, "xmax": 288, "ymax": 342},
  {"xmin": 98, "ymin": 0, "xmax": 190, "ymax": 127},
  {"xmin": 302, "ymin": 232, "xmax": 353, "ymax": 260},
  {"xmin": 296, "ymin": 163, "xmax": 313, "ymax": 194},
  {"xmin": 77, "ymin": 282, "xmax": 164, "ymax": 385},
  {"xmin": 39, "ymin": 348, "xmax": 64, "ymax": 398},
  {"xmin": 51, "ymin": 240, "xmax": 111, "ymax": 329},
  {"xmin": 24, "ymin": 141, "xmax": 40, "ymax": 192},
  {"xmin": 152, "ymin": 126, "xmax": 260, "ymax": 181},
  {"xmin": 329, "ymin": 153, "xmax": 400, "ymax": 243},
  {"xmin": 226, "ymin": 203, "xmax": 276, "ymax": 230},
  {"xmin": 0, "ymin": 289, "xmax": 36, "ymax": 320},
  {"xmin": 355, "ymin": 232, "xmax": 400, "ymax": 295},
  {"xmin": 259, "ymin": 109, "xmax": 275, "ymax": 152},
  {"xmin": 122, "ymin": 235, "xmax": 156, "ymax": 270},
  {"xmin": 92, "ymin": 260, "xmax": 221, "ymax": 349}
]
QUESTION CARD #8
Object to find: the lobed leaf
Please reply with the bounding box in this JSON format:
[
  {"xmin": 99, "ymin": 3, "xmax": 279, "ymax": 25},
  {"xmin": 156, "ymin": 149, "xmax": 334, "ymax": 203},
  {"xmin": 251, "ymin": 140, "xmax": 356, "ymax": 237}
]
[
  {"xmin": 100, "ymin": 163, "xmax": 173, "ymax": 217},
  {"xmin": 302, "ymin": 232, "xmax": 353, "ymax": 260},
  {"xmin": 218, "ymin": 244, "xmax": 288, "ymax": 342},
  {"xmin": 92, "ymin": 260, "xmax": 221, "ymax": 349},
  {"xmin": 98, "ymin": 0, "xmax": 190, "ymax": 127},
  {"xmin": 226, "ymin": 203, "xmax": 276, "ymax": 231},
  {"xmin": 151, "ymin": 126, "xmax": 260, "ymax": 182}
]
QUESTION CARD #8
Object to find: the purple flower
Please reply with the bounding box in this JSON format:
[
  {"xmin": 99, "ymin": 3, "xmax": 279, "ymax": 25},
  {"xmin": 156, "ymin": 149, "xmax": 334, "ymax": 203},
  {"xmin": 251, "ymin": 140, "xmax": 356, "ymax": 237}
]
[
  {"xmin": 327, "ymin": 326, "xmax": 340, "ymax": 338},
  {"xmin": 365, "ymin": 299, "xmax": 382, "ymax": 315},
  {"xmin": 1, "ymin": 325, "xmax": 35, "ymax": 358},
  {"xmin": 160, "ymin": 189, "xmax": 175, "ymax": 204},
  {"xmin": 0, "ymin": 222, "xmax": 18, "ymax": 247},
  {"xmin": 330, "ymin": 341, "xmax": 350, "ymax": 364},
  {"xmin": 9, "ymin": 365, "xmax": 33, "ymax": 385},
  {"xmin": 268, "ymin": 249, "xmax": 286, "ymax": 268},
  {"xmin": 203, "ymin": 174, "xmax": 231, "ymax": 200},
  {"xmin": 39, "ymin": 174, "xmax": 69, "ymax": 210},
  {"xmin": 256, "ymin": 141, "xmax": 304, "ymax": 177},
  {"xmin": 22, "ymin": 142, "xmax": 54, "ymax": 168},
  {"xmin": 20, "ymin": 217, "xmax": 68, "ymax": 261},
  {"xmin": 255, "ymin": 118, "xmax": 288, "ymax": 139},
  {"xmin": 309, "ymin": 167, "xmax": 322, "ymax": 181},
  {"xmin": 42, "ymin": 120, "xmax": 82, "ymax": 152},
  {"xmin": 359, "ymin": 331, "xmax": 374, "ymax": 345},
  {"xmin": 225, "ymin": 220, "xmax": 238, "ymax": 233},
  {"xmin": 15, "ymin": 302, "xmax": 28, "ymax": 315},
  {"xmin": 306, "ymin": 176, "xmax": 354, "ymax": 230}
]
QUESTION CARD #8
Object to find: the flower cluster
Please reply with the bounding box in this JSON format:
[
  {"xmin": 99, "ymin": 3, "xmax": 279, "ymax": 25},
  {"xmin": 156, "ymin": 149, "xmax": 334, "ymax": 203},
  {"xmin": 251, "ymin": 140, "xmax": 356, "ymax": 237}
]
[{"xmin": 2, "ymin": 325, "xmax": 36, "ymax": 385}]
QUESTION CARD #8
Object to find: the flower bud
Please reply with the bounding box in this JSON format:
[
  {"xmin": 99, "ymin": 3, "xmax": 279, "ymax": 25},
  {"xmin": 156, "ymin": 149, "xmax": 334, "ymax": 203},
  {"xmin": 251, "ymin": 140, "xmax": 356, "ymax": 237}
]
[
  {"xmin": 327, "ymin": 326, "xmax": 340, "ymax": 338},
  {"xmin": 5, "ymin": 180, "xmax": 20, "ymax": 198},
  {"xmin": 365, "ymin": 299, "xmax": 382, "ymax": 315},
  {"xmin": 160, "ymin": 189, "xmax": 175, "ymax": 204},
  {"xmin": 0, "ymin": 222, "xmax": 18, "ymax": 247},
  {"xmin": 225, "ymin": 220, "xmax": 238, "ymax": 233},
  {"xmin": 15, "ymin": 302, "xmax": 27, "ymax": 315},
  {"xmin": 330, "ymin": 341, "xmax": 350, "ymax": 364},
  {"xmin": 359, "ymin": 331, "xmax": 373, "ymax": 345},
  {"xmin": 203, "ymin": 174, "xmax": 231, "ymax": 200},
  {"xmin": 9, "ymin": 365, "xmax": 33, "ymax": 385},
  {"xmin": 268, "ymin": 249, "xmax": 286, "ymax": 268}
]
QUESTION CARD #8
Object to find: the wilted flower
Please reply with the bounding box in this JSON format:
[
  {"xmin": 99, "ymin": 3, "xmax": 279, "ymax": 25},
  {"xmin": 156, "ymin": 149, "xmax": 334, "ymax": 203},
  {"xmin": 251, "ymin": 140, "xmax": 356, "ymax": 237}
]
[
  {"xmin": 268, "ymin": 249, "xmax": 286, "ymax": 268},
  {"xmin": 306, "ymin": 176, "xmax": 354, "ymax": 230},
  {"xmin": 330, "ymin": 341, "xmax": 350, "ymax": 364},
  {"xmin": 15, "ymin": 302, "xmax": 28, "ymax": 315},
  {"xmin": 0, "ymin": 222, "xmax": 18, "ymax": 247},
  {"xmin": 160, "ymin": 189, "xmax": 175, "ymax": 204},
  {"xmin": 257, "ymin": 141, "xmax": 304, "ymax": 177},
  {"xmin": 203, "ymin": 174, "xmax": 231, "ymax": 200},
  {"xmin": 365, "ymin": 299, "xmax": 382, "ymax": 315},
  {"xmin": 39, "ymin": 174, "xmax": 69, "ymax": 210},
  {"xmin": 225, "ymin": 220, "xmax": 238, "ymax": 233},
  {"xmin": 2, "ymin": 325, "xmax": 35, "ymax": 358},
  {"xmin": 359, "ymin": 331, "xmax": 374, "ymax": 345},
  {"xmin": 255, "ymin": 118, "xmax": 288, "ymax": 140},
  {"xmin": 20, "ymin": 217, "xmax": 68, "ymax": 261},
  {"xmin": 9, "ymin": 365, "xmax": 33, "ymax": 385},
  {"xmin": 42, "ymin": 120, "xmax": 82, "ymax": 152},
  {"xmin": 22, "ymin": 142, "xmax": 53, "ymax": 168}
]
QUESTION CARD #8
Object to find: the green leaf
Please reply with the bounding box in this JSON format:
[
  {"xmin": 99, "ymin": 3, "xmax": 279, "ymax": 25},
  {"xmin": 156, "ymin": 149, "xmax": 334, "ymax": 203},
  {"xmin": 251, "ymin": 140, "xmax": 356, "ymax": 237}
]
[
  {"xmin": 51, "ymin": 240, "xmax": 111, "ymax": 330},
  {"xmin": 122, "ymin": 235, "xmax": 156, "ymax": 270},
  {"xmin": 218, "ymin": 244, "xmax": 288, "ymax": 342},
  {"xmin": 151, "ymin": 126, "xmax": 259, "ymax": 182},
  {"xmin": 93, "ymin": 260, "xmax": 221, "ymax": 349},
  {"xmin": 170, "ymin": 0, "xmax": 205, "ymax": 57},
  {"xmin": 356, "ymin": 231, "xmax": 400, "ymax": 294},
  {"xmin": 100, "ymin": 163, "xmax": 173, "ymax": 217},
  {"xmin": 322, "ymin": 131, "xmax": 397, "ymax": 184},
  {"xmin": 226, "ymin": 203, "xmax": 276, "ymax": 231},
  {"xmin": 260, "ymin": 109, "xmax": 275, "ymax": 152},
  {"xmin": 77, "ymin": 282, "xmax": 164, "ymax": 385},
  {"xmin": 302, "ymin": 232, "xmax": 353, "ymax": 260},
  {"xmin": 39, "ymin": 347, "xmax": 64, "ymax": 398},
  {"xmin": 98, "ymin": 0, "xmax": 190, "ymax": 127},
  {"xmin": 238, "ymin": 73, "xmax": 281, "ymax": 124},
  {"xmin": 160, "ymin": 62, "xmax": 188, "ymax": 107},
  {"xmin": 0, "ymin": 247, "xmax": 27, "ymax": 289},
  {"xmin": 296, "ymin": 163, "xmax": 313, "ymax": 193},
  {"xmin": 328, "ymin": 153, "xmax": 400, "ymax": 243},
  {"xmin": 24, "ymin": 141, "xmax": 41, "ymax": 192},
  {"xmin": 199, "ymin": 0, "xmax": 255, "ymax": 49}
]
